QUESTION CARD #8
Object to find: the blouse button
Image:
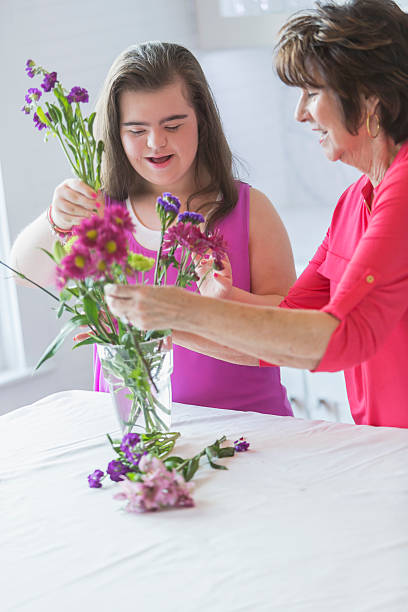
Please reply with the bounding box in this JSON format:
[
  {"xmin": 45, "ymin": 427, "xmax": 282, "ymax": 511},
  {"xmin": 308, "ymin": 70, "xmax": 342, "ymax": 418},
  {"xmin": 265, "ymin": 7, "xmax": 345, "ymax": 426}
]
[{"xmin": 366, "ymin": 274, "xmax": 375, "ymax": 284}]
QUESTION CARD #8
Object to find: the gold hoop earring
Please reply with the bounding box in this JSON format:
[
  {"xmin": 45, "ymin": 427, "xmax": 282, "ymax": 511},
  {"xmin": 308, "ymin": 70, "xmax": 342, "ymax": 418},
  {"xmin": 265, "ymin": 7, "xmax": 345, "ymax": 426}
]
[{"xmin": 366, "ymin": 112, "xmax": 380, "ymax": 139}]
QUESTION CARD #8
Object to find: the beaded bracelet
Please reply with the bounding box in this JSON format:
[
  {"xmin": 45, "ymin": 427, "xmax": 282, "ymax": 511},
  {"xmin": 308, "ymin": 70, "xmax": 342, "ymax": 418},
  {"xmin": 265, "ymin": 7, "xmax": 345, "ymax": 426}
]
[{"xmin": 46, "ymin": 205, "xmax": 73, "ymax": 242}]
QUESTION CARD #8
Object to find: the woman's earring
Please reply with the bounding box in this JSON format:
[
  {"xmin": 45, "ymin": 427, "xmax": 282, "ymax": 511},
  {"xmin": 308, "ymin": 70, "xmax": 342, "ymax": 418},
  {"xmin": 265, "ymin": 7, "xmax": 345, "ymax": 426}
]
[{"xmin": 366, "ymin": 112, "xmax": 380, "ymax": 139}]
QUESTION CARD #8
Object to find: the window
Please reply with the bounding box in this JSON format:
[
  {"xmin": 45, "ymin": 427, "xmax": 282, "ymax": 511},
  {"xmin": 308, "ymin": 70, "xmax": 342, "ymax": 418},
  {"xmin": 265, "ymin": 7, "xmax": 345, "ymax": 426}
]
[{"xmin": 0, "ymin": 162, "xmax": 26, "ymax": 382}]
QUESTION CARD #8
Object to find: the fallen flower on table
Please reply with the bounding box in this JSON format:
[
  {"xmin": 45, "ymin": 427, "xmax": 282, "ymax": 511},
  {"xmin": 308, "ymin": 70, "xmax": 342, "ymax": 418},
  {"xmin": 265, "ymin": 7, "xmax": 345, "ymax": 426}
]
[{"xmin": 88, "ymin": 431, "xmax": 250, "ymax": 512}]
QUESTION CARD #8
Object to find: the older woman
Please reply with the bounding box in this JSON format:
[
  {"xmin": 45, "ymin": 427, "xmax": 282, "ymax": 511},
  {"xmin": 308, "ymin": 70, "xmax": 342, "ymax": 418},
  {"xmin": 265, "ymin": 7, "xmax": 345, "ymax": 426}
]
[{"xmin": 105, "ymin": 0, "xmax": 408, "ymax": 428}]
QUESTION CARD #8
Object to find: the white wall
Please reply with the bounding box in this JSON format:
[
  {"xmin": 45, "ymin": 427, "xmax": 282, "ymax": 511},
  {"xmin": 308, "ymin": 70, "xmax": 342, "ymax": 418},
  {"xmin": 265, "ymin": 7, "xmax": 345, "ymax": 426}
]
[
  {"xmin": 0, "ymin": 0, "xmax": 197, "ymax": 411},
  {"xmin": 1, "ymin": 1, "xmax": 358, "ymax": 418}
]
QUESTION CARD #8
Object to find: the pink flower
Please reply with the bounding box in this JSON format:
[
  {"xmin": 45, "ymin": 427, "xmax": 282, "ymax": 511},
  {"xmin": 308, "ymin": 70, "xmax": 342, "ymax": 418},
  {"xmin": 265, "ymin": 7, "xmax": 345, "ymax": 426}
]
[
  {"xmin": 104, "ymin": 204, "xmax": 135, "ymax": 233},
  {"xmin": 114, "ymin": 455, "xmax": 195, "ymax": 513}
]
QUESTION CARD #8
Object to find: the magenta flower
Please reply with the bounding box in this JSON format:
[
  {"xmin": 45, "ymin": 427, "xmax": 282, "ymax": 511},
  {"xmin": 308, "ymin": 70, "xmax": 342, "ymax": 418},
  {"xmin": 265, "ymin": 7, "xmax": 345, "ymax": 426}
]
[
  {"xmin": 57, "ymin": 244, "xmax": 95, "ymax": 281},
  {"xmin": 67, "ymin": 86, "xmax": 89, "ymax": 104},
  {"xmin": 74, "ymin": 215, "xmax": 103, "ymax": 247},
  {"xmin": 104, "ymin": 204, "xmax": 135, "ymax": 233},
  {"xmin": 88, "ymin": 469, "xmax": 104, "ymax": 488},
  {"xmin": 25, "ymin": 59, "xmax": 35, "ymax": 78},
  {"xmin": 203, "ymin": 229, "xmax": 228, "ymax": 269},
  {"xmin": 96, "ymin": 227, "xmax": 128, "ymax": 265},
  {"xmin": 41, "ymin": 71, "xmax": 57, "ymax": 92},
  {"xmin": 162, "ymin": 222, "xmax": 209, "ymax": 256},
  {"xmin": 234, "ymin": 437, "xmax": 250, "ymax": 452}
]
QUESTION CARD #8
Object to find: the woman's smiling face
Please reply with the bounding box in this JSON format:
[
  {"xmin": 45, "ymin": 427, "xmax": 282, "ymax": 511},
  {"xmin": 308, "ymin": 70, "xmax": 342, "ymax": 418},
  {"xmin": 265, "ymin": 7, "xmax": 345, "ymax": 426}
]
[
  {"xmin": 119, "ymin": 79, "xmax": 199, "ymax": 193},
  {"xmin": 294, "ymin": 82, "xmax": 370, "ymax": 168}
]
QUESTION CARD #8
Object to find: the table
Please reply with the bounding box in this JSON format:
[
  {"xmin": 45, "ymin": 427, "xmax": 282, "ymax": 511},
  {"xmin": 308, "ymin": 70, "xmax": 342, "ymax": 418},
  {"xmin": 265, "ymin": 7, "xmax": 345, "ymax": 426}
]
[{"xmin": 1, "ymin": 390, "xmax": 407, "ymax": 611}]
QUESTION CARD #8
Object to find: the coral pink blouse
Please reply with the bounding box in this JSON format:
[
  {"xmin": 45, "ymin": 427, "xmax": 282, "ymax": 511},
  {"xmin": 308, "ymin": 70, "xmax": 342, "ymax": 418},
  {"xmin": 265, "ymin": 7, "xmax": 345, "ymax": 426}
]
[{"xmin": 265, "ymin": 141, "xmax": 408, "ymax": 428}]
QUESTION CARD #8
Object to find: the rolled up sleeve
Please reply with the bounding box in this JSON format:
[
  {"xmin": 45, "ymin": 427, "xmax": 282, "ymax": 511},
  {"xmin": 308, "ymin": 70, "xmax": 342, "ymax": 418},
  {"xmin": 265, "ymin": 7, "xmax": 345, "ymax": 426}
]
[{"xmin": 315, "ymin": 166, "xmax": 408, "ymax": 372}]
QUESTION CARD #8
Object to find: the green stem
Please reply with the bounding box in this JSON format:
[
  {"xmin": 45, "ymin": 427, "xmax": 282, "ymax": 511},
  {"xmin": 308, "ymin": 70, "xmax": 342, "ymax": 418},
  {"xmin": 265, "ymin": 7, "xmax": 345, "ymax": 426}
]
[{"xmin": 0, "ymin": 259, "xmax": 75, "ymax": 313}]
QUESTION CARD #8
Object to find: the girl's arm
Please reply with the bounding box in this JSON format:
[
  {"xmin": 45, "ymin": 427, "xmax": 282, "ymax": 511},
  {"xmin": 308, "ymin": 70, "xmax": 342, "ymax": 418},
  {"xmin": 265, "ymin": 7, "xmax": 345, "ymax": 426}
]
[{"xmin": 9, "ymin": 178, "xmax": 101, "ymax": 287}]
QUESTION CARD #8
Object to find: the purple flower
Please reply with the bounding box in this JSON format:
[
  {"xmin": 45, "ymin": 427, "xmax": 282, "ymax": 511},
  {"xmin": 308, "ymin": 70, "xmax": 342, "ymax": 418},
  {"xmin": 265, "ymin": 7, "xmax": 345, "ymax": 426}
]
[
  {"xmin": 156, "ymin": 192, "xmax": 181, "ymax": 230},
  {"xmin": 41, "ymin": 71, "xmax": 57, "ymax": 92},
  {"xmin": 25, "ymin": 87, "xmax": 42, "ymax": 104},
  {"xmin": 25, "ymin": 59, "xmax": 35, "ymax": 78},
  {"xmin": 67, "ymin": 86, "xmax": 89, "ymax": 104},
  {"xmin": 21, "ymin": 105, "xmax": 31, "ymax": 115},
  {"xmin": 107, "ymin": 460, "xmax": 128, "ymax": 482},
  {"xmin": 178, "ymin": 211, "xmax": 205, "ymax": 225},
  {"xmin": 156, "ymin": 197, "xmax": 179, "ymax": 216},
  {"xmin": 88, "ymin": 469, "xmax": 104, "ymax": 488},
  {"xmin": 120, "ymin": 433, "xmax": 141, "ymax": 452},
  {"xmin": 234, "ymin": 437, "xmax": 250, "ymax": 452},
  {"xmin": 162, "ymin": 193, "xmax": 181, "ymax": 210},
  {"xmin": 120, "ymin": 432, "xmax": 143, "ymax": 464},
  {"xmin": 33, "ymin": 111, "xmax": 51, "ymax": 131}
]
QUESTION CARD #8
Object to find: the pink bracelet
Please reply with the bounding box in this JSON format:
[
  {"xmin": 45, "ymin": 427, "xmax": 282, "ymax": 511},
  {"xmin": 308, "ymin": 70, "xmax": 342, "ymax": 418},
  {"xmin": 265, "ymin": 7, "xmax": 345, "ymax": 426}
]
[{"xmin": 46, "ymin": 205, "xmax": 72, "ymax": 240}]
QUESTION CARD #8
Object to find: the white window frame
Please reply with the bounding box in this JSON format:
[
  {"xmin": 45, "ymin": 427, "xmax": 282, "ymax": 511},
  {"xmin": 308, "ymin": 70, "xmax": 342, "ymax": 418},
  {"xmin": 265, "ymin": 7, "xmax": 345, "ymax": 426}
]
[{"xmin": 0, "ymin": 162, "xmax": 26, "ymax": 383}]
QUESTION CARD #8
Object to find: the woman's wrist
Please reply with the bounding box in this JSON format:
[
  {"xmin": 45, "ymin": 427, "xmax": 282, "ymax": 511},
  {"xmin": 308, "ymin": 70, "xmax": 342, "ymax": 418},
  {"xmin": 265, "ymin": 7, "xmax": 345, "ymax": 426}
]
[{"xmin": 46, "ymin": 205, "xmax": 73, "ymax": 242}]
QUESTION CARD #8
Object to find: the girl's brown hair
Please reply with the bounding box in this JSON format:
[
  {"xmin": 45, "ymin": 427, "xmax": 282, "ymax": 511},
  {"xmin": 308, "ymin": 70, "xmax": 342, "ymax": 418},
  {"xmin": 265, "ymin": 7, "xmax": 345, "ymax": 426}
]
[
  {"xmin": 275, "ymin": 0, "xmax": 408, "ymax": 143},
  {"xmin": 95, "ymin": 41, "xmax": 238, "ymax": 230}
]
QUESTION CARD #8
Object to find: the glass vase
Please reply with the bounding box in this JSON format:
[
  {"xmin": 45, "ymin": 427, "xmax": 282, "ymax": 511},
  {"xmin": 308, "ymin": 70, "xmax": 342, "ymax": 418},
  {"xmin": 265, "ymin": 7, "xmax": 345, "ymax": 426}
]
[{"xmin": 97, "ymin": 333, "xmax": 173, "ymax": 434}]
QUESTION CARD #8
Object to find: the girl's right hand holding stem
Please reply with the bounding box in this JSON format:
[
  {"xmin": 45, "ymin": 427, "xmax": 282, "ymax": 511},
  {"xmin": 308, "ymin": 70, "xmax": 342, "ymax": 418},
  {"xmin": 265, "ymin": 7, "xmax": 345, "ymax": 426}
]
[
  {"xmin": 50, "ymin": 177, "xmax": 104, "ymax": 230},
  {"xmin": 194, "ymin": 253, "xmax": 233, "ymax": 300}
]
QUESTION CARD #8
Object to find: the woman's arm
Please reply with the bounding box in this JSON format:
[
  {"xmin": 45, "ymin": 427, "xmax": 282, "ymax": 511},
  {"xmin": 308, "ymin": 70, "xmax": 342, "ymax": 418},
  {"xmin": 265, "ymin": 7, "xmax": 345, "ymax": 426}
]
[{"xmin": 104, "ymin": 284, "xmax": 339, "ymax": 370}]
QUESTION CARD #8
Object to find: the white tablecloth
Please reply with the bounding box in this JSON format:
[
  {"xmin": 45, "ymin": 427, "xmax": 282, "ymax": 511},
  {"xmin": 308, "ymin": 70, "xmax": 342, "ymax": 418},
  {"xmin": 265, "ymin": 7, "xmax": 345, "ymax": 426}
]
[{"xmin": 1, "ymin": 390, "xmax": 407, "ymax": 612}]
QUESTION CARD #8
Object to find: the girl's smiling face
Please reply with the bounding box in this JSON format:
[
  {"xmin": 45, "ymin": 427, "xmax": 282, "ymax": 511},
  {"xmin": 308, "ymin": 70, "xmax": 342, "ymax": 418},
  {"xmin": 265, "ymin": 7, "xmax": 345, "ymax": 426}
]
[{"xmin": 119, "ymin": 79, "xmax": 199, "ymax": 194}]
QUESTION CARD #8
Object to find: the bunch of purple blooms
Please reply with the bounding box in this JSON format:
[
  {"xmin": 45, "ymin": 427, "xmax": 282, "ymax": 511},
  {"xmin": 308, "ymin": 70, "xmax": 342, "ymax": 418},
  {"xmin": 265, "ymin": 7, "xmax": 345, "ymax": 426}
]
[
  {"xmin": 88, "ymin": 430, "xmax": 250, "ymax": 513},
  {"xmin": 155, "ymin": 193, "xmax": 228, "ymax": 287},
  {"xmin": 21, "ymin": 59, "xmax": 103, "ymax": 191}
]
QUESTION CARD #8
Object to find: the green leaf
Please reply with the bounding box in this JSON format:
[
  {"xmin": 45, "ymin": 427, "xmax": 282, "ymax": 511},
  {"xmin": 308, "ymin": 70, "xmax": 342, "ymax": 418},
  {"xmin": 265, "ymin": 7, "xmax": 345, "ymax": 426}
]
[
  {"xmin": 57, "ymin": 301, "xmax": 66, "ymax": 318},
  {"xmin": 72, "ymin": 336, "xmax": 106, "ymax": 348},
  {"xmin": 183, "ymin": 456, "xmax": 200, "ymax": 482},
  {"xmin": 217, "ymin": 447, "xmax": 235, "ymax": 458},
  {"xmin": 53, "ymin": 86, "xmax": 73, "ymax": 124},
  {"xmin": 39, "ymin": 247, "xmax": 58, "ymax": 263},
  {"xmin": 82, "ymin": 295, "xmax": 99, "ymax": 326},
  {"xmin": 52, "ymin": 240, "xmax": 66, "ymax": 264},
  {"xmin": 87, "ymin": 112, "xmax": 96, "ymax": 138},
  {"xmin": 36, "ymin": 106, "xmax": 51, "ymax": 127},
  {"xmin": 35, "ymin": 317, "xmax": 80, "ymax": 370}
]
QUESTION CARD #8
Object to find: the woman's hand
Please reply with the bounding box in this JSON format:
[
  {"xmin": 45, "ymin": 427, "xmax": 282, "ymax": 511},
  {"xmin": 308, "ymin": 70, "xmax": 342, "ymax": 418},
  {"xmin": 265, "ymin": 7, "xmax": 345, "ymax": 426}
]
[
  {"xmin": 50, "ymin": 178, "xmax": 104, "ymax": 230},
  {"xmin": 194, "ymin": 254, "xmax": 233, "ymax": 299}
]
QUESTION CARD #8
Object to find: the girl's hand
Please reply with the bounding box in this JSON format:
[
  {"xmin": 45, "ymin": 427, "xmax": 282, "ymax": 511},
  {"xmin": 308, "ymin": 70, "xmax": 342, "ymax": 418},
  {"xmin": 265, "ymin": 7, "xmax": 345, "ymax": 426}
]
[
  {"xmin": 194, "ymin": 253, "xmax": 233, "ymax": 300},
  {"xmin": 50, "ymin": 178, "xmax": 104, "ymax": 230}
]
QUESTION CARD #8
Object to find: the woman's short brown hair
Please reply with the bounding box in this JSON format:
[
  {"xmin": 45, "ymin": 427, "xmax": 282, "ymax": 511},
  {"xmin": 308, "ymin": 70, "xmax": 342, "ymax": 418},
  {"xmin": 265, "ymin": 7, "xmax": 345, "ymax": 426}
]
[
  {"xmin": 95, "ymin": 42, "xmax": 237, "ymax": 230},
  {"xmin": 275, "ymin": 0, "xmax": 408, "ymax": 143}
]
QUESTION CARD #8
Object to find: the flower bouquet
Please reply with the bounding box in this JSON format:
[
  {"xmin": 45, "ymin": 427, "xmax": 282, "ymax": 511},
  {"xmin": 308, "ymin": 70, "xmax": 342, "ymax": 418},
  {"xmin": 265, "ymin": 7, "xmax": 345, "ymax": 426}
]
[
  {"xmin": 88, "ymin": 430, "xmax": 250, "ymax": 513},
  {"xmin": 3, "ymin": 60, "xmax": 228, "ymax": 435}
]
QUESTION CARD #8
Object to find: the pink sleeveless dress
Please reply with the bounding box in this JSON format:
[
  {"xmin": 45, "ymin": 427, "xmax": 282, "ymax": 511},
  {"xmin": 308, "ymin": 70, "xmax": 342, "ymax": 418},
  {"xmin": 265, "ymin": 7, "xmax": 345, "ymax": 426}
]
[{"xmin": 94, "ymin": 182, "xmax": 292, "ymax": 415}]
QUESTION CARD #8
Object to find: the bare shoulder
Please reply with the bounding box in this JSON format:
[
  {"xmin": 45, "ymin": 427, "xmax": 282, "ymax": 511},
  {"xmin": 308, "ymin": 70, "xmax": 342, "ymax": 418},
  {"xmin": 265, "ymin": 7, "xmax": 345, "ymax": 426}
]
[{"xmin": 248, "ymin": 186, "xmax": 285, "ymax": 228}]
